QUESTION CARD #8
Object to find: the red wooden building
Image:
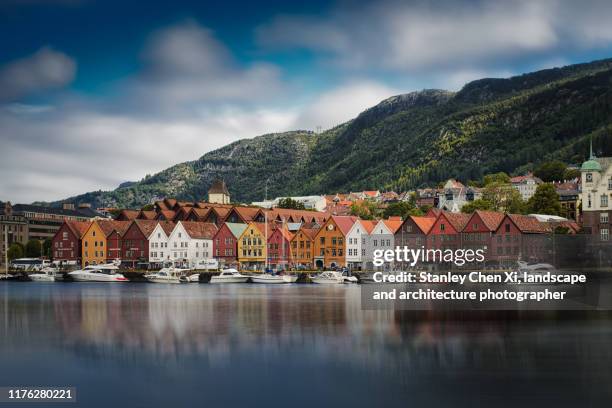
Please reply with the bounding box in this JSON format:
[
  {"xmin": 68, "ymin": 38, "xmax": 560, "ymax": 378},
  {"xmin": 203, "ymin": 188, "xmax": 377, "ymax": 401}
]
[
  {"xmin": 212, "ymin": 222, "xmax": 247, "ymax": 267},
  {"xmin": 267, "ymin": 225, "xmax": 294, "ymax": 269},
  {"xmin": 52, "ymin": 220, "xmax": 91, "ymax": 265},
  {"xmin": 428, "ymin": 212, "xmax": 471, "ymax": 252},
  {"xmin": 461, "ymin": 210, "xmax": 505, "ymax": 262},
  {"xmin": 121, "ymin": 220, "xmax": 159, "ymax": 267}
]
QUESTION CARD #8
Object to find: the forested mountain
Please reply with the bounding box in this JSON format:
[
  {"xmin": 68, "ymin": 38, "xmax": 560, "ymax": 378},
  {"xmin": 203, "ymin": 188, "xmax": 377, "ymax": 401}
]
[{"xmin": 50, "ymin": 58, "xmax": 612, "ymax": 208}]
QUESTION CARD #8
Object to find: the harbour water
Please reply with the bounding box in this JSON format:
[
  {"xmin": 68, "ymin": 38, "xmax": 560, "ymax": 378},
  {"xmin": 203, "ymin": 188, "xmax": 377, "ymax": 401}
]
[{"xmin": 1, "ymin": 282, "xmax": 612, "ymax": 407}]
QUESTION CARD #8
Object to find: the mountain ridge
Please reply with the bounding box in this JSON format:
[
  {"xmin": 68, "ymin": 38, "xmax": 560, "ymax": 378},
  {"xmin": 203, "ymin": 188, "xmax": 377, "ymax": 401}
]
[{"xmin": 44, "ymin": 57, "xmax": 612, "ymax": 208}]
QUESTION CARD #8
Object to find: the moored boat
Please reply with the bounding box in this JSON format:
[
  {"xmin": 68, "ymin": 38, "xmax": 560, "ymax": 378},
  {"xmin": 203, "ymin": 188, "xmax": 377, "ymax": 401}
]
[
  {"xmin": 251, "ymin": 273, "xmax": 286, "ymax": 284},
  {"xmin": 282, "ymin": 274, "xmax": 298, "ymax": 283},
  {"xmin": 29, "ymin": 267, "xmax": 59, "ymax": 282},
  {"xmin": 311, "ymin": 271, "xmax": 345, "ymax": 284},
  {"xmin": 210, "ymin": 268, "xmax": 249, "ymax": 283},
  {"xmin": 68, "ymin": 264, "xmax": 128, "ymax": 282},
  {"xmin": 145, "ymin": 267, "xmax": 191, "ymax": 284}
]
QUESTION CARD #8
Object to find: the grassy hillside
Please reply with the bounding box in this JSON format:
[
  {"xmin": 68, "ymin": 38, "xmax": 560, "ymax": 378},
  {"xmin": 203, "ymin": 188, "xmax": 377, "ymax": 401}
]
[{"xmin": 50, "ymin": 58, "xmax": 612, "ymax": 208}]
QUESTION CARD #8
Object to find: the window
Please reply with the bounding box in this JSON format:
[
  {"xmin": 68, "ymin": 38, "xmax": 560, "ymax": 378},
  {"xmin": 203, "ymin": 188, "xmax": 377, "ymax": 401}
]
[
  {"xmin": 609, "ymin": 177, "xmax": 612, "ymax": 190},
  {"xmin": 601, "ymin": 213, "xmax": 609, "ymax": 224},
  {"xmin": 440, "ymin": 223, "xmax": 445, "ymax": 231},
  {"xmin": 601, "ymin": 195, "xmax": 608, "ymax": 207},
  {"xmin": 601, "ymin": 229, "xmax": 609, "ymax": 241},
  {"xmin": 505, "ymin": 223, "xmax": 510, "ymax": 233}
]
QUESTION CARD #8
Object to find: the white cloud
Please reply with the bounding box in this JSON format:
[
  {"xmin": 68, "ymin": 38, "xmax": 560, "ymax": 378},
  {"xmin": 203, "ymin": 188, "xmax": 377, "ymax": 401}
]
[
  {"xmin": 256, "ymin": 0, "xmax": 612, "ymax": 72},
  {"xmin": 294, "ymin": 81, "xmax": 398, "ymax": 130},
  {"xmin": 0, "ymin": 47, "xmax": 76, "ymax": 102}
]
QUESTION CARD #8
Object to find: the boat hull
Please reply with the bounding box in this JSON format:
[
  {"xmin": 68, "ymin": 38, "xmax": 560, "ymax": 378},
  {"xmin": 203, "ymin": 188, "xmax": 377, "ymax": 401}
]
[
  {"xmin": 311, "ymin": 278, "xmax": 344, "ymax": 284},
  {"xmin": 282, "ymin": 275, "xmax": 298, "ymax": 283},
  {"xmin": 251, "ymin": 275, "xmax": 286, "ymax": 284},
  {"xmin": 210, "ymin": 276, "xmax": 249, "ymax": 283},
  {"xmin": 29, "ymin": 274, "xmax": 55, "ymax": 282},
  {"xmin": 69, "ymin": 272, "xmax": 128, "ymax": 282}
]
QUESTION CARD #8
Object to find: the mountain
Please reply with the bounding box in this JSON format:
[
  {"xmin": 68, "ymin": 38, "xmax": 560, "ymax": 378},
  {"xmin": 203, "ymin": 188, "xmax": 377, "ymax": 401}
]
[{"xmin": 51, "ymin": 58, "xmax": 612, "ymax": 209}]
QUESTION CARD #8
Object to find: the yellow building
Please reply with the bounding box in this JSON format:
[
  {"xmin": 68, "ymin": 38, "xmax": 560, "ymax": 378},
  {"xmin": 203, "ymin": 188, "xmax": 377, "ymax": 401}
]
[
  {"xmin": 81, "ymin": 220, "xmax": 107, "ymax": 266},
  {"xmin": 237, "ymin": 222, "xmax": 267, "ymax": 270}
]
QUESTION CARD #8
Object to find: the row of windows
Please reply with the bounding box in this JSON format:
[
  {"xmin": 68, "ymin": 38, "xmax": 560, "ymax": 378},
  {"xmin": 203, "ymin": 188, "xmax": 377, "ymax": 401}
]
[
  {"xmin": 291, "ymin": 241, "xmax": 312, "ymax": 249},
  {"xmin": 84, "ymin": 241, "xmax": 104, "ymax": 248},
  {"xmin": 242, "ymin": 249, "xmax": 263, "ymax": 257},
  {"xmin": 319, "ymin": 237, "xmax": 344, "ymax": 246}
]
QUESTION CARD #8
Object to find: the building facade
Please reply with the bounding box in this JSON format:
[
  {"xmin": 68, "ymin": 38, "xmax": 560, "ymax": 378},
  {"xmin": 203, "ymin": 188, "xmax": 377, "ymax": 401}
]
[
  {"xmin": 313, "ymin": 216, "xmax": 357, "ymax": 268},
  {"xmin": 237, "ymin": 222, "xmax": 267, "ymax": 270},
  {"xmin": 213, "ymin": 222, "xmax": 247, "ymax": 267}
]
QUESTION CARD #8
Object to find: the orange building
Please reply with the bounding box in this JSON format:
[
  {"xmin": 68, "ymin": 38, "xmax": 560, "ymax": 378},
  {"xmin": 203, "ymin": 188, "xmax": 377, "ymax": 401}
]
[
  {"xmin": 290, "ymin": 225, "xmax": 319, "ymax": 268},
  {"xmin": 313, "ymin": 216, "xmax": 358, "ymax": 268}
]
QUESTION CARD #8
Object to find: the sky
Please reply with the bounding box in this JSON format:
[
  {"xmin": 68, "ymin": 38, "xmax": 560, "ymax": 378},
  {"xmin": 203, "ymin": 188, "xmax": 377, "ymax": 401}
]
[{"xmin": 2, "ymin": 0, "xmax": 612, "ymax": 203}]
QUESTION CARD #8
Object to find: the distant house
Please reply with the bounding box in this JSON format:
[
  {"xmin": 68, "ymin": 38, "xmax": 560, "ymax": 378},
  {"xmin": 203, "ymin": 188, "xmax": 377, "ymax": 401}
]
[
  {"xmin": 167, "ymin": 221, "xmax": 217, "ymax": 268},
  {"xmin": 345, "ymin": 219, "xmax": 376, "ymax": 270},
  {"xmin": 437, "ymin": 179, "xmax": 480, "ymax": 212},
  {"xmin": 290, "ymin": 225, "xmax": 319, "ymax": 269},
  {"xmin": 394, "ymin": 215, "xmax": 436, "ymax": 269},
  {"xmin": 237, "ymin": 222, "xmax": 267, "ymax": 270},
  {"xmin": 510, "ymin": 172, "xmax": 543, "ymax": 200},
  {"xmin": 362, "ymin": 217, "xmax": 403, "ymax": 270},
  {"xmin": 313, "ymin": 216, "xmax": 358, "ymax": 268},
  {"xmin": 267, "ymin": 225, "xmax": 294, "ymax": 269},
  {"xmin": 148, "ymin": 221, "xmax": 176, "ymax": 268},
  {"xmin": 208, "ymin": 179, "xmax": 231, "ymax": 204}
]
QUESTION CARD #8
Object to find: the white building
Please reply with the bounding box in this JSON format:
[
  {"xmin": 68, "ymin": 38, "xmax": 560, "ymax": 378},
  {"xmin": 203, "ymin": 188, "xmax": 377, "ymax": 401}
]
[
  {"xmin": 251, "ymin": 195, "xmax": 327, "ymax": 211},
  {"xmin": 148, "ymin": 222, "xmax": 175, "ymax": 266},
  {"xmin": 167, "ymin": 221, "xmax": 218, "ymax": 267},
  {"xmin": 437, "ymin": 179, "xmax": 481, "ymax": 212},
  {"xmin": 345, "ymin": 219, "xmax": 375, "ymax": 270},
  {"xmin": 510, "ymin": 173, "xmax": 543, "ymax": 201},
  {"xmin": 362, "ymin": 218, "xmax": 403, "ymax": 270}
]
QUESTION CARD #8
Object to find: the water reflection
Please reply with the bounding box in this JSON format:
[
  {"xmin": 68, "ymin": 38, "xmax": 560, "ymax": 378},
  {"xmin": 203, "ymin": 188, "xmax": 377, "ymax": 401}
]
[{"xmin": 1, "ymin": 282, "xmax": 611, "ymax": 407}]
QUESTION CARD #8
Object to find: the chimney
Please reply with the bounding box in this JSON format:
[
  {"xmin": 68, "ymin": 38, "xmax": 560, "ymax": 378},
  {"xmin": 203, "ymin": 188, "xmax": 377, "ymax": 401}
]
[{"xmin": 63, "ymin": 203, "xmax": 75, "ymax": 210}]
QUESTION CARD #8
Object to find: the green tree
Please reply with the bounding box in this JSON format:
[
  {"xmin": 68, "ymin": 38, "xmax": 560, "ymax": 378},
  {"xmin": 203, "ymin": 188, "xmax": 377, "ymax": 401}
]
[
  {"xmin": 483, "ymin": 172, "xmax": 510, "ymax": 186},
  {"xmin": 7, "ymin": 243, "xmax": 23, "ymax": 260},
  {"xmin": 534, "ymin": 160, "xmax": 567, "ymax": 182},
  {"xmin": 563, "ymin": 168, "xmax": 581, "ymax": 180},
  {"xmin": 25, "ymin": 239, "xmax": 42, "ymax": 258},
  {"xmin": 43, "ymin": 238, "xmax": 53, "ymax": 258},
  {"xmin": 383, "ymin": 201, "xmax": 415, "ymax": 219},
  {"xmin": 141, "ymin": 204, "xmax": 154, "ymax": 211},
  {"xmin": 527, "ymin": 183, "xmax": 561, "ymax": 215},
  {"xmin": 461, "ymin": 198, "xmax": 494, "ymax": 213},
  {"xmin": 481, "ymin": 182, "xmax": 526, "ymax": 213},
  {"xmin": 277, "ymin": 198, "xmax": 306, "ymax": 210},
  {"xmin": 350, "ymin": 201, "xmax": 377, "ymax": 220}
]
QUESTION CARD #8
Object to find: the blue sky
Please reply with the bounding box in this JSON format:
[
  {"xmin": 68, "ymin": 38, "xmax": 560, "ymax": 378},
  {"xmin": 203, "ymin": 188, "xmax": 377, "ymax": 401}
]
[{"xmin": 2, "ymin": 0, "xmax": 612, "ymax": 203}]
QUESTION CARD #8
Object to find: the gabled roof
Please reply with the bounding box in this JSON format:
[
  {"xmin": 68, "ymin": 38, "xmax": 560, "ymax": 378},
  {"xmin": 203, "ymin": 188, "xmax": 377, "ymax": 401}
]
[
  {"xmin": 267, "ymin": 208, "xmax": 327, "ymax": 223},
  {"xmin": 442, "ymin": 212, "xmax": 471, "ymax": 232},
  {"xmin": 382, "ymin": 217, "xmax": 403, "ymax": 233},
  {"xmin": 96, "ymin": 220, "xmax": 131, "ymax": 237},
  {"xmin": 425, "ymin": 207, "xmax": 442, "ymax": 218},
  {"xmin": 331, "ymin": 215, "xmax": 359, "ymax": 236},
  {"xmin": 360, "ymin": 220, "xmax": 377, "ymax": 234},
  {"xmin": 186, "ymin": 207, "xmax": 210, "ymax": 221},
  {"xmin": 295, "ymin": 226, "xmax": 319, "ymax": 241},
  {"xmin": 506, "ymin": 214, "xmax": 549, "ymax": 233},
  {"xmin": 272, "ymin": 226, "xmax": 294, "ymax": 242},
  {"xmin": 409, "ymin": 216, "xmax": 436, "ymax": 234},
  {"xmin": 116, "ymin": 209, "xmax": 139, "ymax": 221},
  {"xmin": 472, "ymin": 210, "xmax": 505, "ymax": 232},
  {"xmin": 156, "ymin": 221, "xmax": 176, "ymax": 236},
  {"xmin": 226, "ymin": 206, "xmax": 262, "ymax": 223},
  {"xmin": 64, "ymin": 220, "xmax": 91, "ymax": 239},
  {"xmin": 156, "ymin": 210, "xmax": 176, "ymax": 220},
  {"xmin": 131, "ymin": 219, "xmax": 161, "ymax": 238},
  {"xmin": 224, "ymin": 222, "xmax": 248, "ymax": 239},
  {"xmin": 208, "ymin": 179, "xmax": 230, "ymax": 195},
  {"xmin": 137, "ymin": 210, "xmax": 157, "ymax": 220},
  {"xmin": 181, "ymin": 221, "xmax": 218, "ymax": 240}
]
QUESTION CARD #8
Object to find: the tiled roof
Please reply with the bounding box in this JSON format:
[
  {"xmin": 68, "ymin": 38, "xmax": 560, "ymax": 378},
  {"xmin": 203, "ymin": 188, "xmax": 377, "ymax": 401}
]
[
  {"xmin": 443, "ymin": 212, "xmax": 471, "ymax": 231},
  {"xmin": 181, "ymin": 221, "xmax": 218, "ymax": 239},
  {"xmin": 133, "ymin": 220, "xmax": 160, "ymax": 238},
  {"xmin": 137, "ymin": 210, "xmax": 156, "ymax": 220},
  {"xmin": 116, "ymin": 209, "xmax": 139, "ymax": 220},
  {"xmin": 361, "ymin": 220, "xmax": 377, "ymax": 234},
  {"xmin": 267, "ymin": 208, "xmax": 327, "ymax": 223},
  {"xmin": 507, "ymin": 214, "xmax": 549, "ymax": 233},
  {"xmin": 473, "ymin": 210, "xmax": 505, "ymax": 231},
  {"xmin": 230, "ymin": 206, "xmax": 262, "ymax": 222},
  {"xmin": 383, "ymin": 217, "xmax": 403, "ymax": 233},
  {"xmin": 96, "ymin": 220, "xmax": 130, "ymax": 236},
  {"xmin": 331, "ymin": 215, "xmax": 359, "ymax": 236},
  {"xmin": 208, "ymin": 179, "xmax": 230, "ymax": 195},
  {"xmin": 65, "ymin": 220, "xmax": 91, "ymax": 238},
  {"xmin": 157, "ymin": 210, "xmax": 176, "ymax": 220},
  {"xmin": 189, "ymin": 207, "xmax": 211, "ymax": 220},
  {"xmin": 158, "ymin": 221, "xmax": 176, "ymax": 236},
  {"xmin": 409, "ymin": 216, "xmax": 436, "ymax": 234}
]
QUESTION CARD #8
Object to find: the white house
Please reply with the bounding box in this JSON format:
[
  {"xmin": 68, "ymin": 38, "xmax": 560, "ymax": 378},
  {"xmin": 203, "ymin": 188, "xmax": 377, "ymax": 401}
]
[
  {"xmin": 251, "ymin": 195, "xmax": 327, "ymax": 211},
  {"xmin": 362, "ymin": 218, "xmax": 403, "ymax": 270},
  {"xmin": 437, "ymin": 179, "xmax": 482, "ymax": 212},
  {"xmin": 510, "ymin": 173, "xmax": 543, "ymax": 201},
  {"xmin": 345, "ymin": 219, "xmax": 375, "ymax": 270},
  {"xmin": 148, "ymin": 222, "xmax": 175, "ymax": 267},
  {"xmin": 167, "ymin": 221, "xmax": 218, "ymax": 267}
]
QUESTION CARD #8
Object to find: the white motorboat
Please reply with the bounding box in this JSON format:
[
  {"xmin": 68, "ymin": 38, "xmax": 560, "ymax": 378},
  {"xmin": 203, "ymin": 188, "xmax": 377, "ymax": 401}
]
[
  {"xmin": 210, "ymin": 268, "xmax": 249, "ymax": 283},
  {"xmin": 68, "ymin": 264, "xmax": 128, "ymax": 282},
  {"xmin": 517, "ymin": 260, "xmax": 555, "ymax": 272},
  {"xmin": 192, "ymin": 258, "xmax": 219, "ymax": 271},
  {"xmin": 187, "ymin": 273, "xmax": 201, "ymax": 283},
  {"xmin": 29, "ymin": 267, "xmax": 59, "ymax": 282},
  {"xmin": 0, "ymin": 274, "xmax": 14, "ymax": 281},
  {"xmin": 251, "ymin": 273, "xmax": 286, "ymax": 284},
  {"xmin": 311, "ymin": 271, "xmax": 345, "ymax": 284},
  {"xmin": 343, "ymin": 275, "xmax": 359, "ymax": 283},
  {"xmin": 145, "ymin": 267, "xmax": 191, "ymax": 284},
  {"xmin": 282, "ymin": 274, "xmax": 298, "ymax": 283}
]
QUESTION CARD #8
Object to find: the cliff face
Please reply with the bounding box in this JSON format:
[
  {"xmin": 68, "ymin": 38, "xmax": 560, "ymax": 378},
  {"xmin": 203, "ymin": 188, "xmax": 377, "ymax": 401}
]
[{"xmin": 51, "ymin": 58, "xmax": 612, "ymax": 208}]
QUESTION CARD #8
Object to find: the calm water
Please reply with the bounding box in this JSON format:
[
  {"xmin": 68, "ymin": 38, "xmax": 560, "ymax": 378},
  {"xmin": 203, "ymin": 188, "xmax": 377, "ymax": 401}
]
[{"xmin": 1, "ymin": 282, "xmax": 612, "ymax": 408}]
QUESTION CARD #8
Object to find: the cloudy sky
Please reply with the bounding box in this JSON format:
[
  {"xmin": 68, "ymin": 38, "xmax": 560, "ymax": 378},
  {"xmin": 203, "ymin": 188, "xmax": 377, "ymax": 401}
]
[{"xmin": 2, "ymin": 0, "xmax": 612, "ymax": 203}]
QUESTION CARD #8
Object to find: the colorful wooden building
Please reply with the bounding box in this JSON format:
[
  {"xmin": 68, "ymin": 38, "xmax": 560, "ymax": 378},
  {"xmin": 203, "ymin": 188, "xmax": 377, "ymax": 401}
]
[
  {"xmin": 313, "ymin": 216, "xmax": 358, "ymax": 268},
  {"xmin": 52, "ymin": 220, "xmax": 90, "ymax": 265},
  {"xmin": 213, "ymin": 222, "xmax": 247, "ymax": 267},
  {"xmin": 237, "ymin": 222, "xmax": 267, "ymax": 270}
]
